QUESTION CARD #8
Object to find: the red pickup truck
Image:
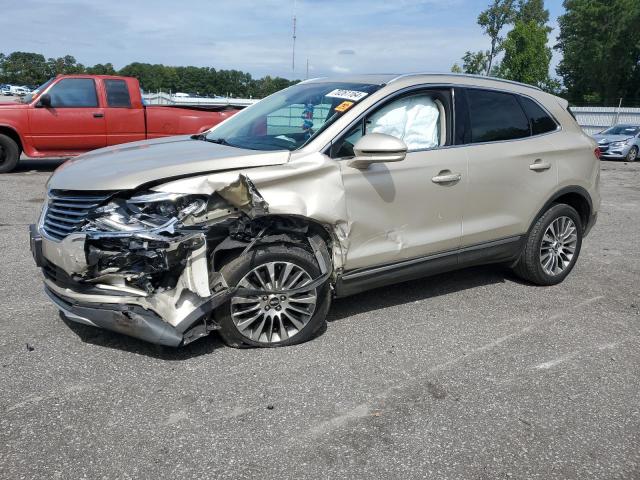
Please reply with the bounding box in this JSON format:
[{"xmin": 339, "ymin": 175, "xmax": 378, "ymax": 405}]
[{"xmin": 0, "ymin": 75, "xmax": 243, "ymax": 172}]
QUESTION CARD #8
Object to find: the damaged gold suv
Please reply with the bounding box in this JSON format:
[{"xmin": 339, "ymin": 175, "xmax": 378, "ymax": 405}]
[{"xmin": 30, "ymin": 74, "xmax": 600, "ymax": 348}]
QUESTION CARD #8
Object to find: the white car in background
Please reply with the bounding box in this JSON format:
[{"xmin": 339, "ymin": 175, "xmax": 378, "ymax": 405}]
[{"xmin": 11, "ymin": 86, "xmax": 31, "ymax": 96}]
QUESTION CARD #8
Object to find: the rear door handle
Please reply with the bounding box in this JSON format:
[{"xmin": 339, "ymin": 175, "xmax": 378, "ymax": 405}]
[
  {"xmin": 529, "ymin": 160, "xmax": 551, "ymax": 171},
  {"xmin": 93, "ymin": 112, "xmax": 104, "ymax": 118},
  {"xmin": 432, "ymin": 171, "xmax": 462, "ymax": 184}
]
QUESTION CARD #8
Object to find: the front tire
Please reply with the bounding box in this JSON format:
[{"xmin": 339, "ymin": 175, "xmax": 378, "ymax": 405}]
[
  {"xmin": 513, "ymin": 203, "xmax": 583, "ymax": 286},
  {"xmin": 0, "ymin": 134, "xmax": 20, "ymax": 173},
  {"xmin": 215, "ymin": 243, "xmax": 331, "ymax": 348},
  {"xmin": 626, "ymin": 146, "xmax": 638, "ymax": 162}
]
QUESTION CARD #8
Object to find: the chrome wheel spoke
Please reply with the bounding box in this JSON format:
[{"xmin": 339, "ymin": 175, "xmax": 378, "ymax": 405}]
[
  {"xmin": 539, "ymin": 216, "xmax": 578, "ymax": 276},
  {"xmin": 229, "ymin": 261, "xmax": 318, "ymax": 344}
]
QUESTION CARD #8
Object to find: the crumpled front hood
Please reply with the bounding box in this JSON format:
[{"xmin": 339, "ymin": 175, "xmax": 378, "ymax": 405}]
[{"xmin": 47, "ymin": 136, "xmax": 290, "ymax": 191}]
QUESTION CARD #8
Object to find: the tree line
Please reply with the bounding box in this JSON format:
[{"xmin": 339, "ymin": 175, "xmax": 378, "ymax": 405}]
[
  {"xmin": 452, "ymin": 0, "xmax": 640, "ymax": 106},
  {"xmin": 0, "ymin": 52, "xmax": 296, "ymax": 98}
]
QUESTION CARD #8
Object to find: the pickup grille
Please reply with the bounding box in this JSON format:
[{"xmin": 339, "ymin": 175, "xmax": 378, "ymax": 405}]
[{"xmin": 42, "ymin": 191, "xmax": 113, "ymax": 241}]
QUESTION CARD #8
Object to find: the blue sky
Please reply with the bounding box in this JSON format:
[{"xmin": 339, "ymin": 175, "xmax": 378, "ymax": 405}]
[{"xmin": 0, "ymin": 0, "xmax": 565, "ymax": 79}]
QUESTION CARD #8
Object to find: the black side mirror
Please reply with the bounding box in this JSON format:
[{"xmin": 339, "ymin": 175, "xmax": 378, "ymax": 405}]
[{"xmin": 37, "ymin": 93, "xmax": 52, "ymax": 108}]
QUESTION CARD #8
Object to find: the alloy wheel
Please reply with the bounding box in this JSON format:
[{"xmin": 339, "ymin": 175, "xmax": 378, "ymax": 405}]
[
  {"xmin": 628, "ymin": 147, "xmax": 638, "ymax": 162},
  {"xmin": 540, "ymin": 216, "xmax": 578, "ymax": 276},
  {"xmin": 230, "ymin": 261, "xmax": 317, "ymax": 343}
]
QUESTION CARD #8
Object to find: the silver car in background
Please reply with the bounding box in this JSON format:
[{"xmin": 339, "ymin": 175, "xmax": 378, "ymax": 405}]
[{"xmin": 592, "ymin": 124, "xmax": 640, "ymax": 162}]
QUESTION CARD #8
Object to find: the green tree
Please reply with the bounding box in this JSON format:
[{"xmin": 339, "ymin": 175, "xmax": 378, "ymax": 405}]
[
  {"xmin": 477, "ymin": 0, "xmax": 517, "ymax": 75},
  {"xmin": 517, "ymin": 0, "xmax": 550, "ymax": 25},
  {"xmin": 498, "ymin": 20, "xmax": 552, "ymax": 86},
  {"xmin": 85, "ymin": 63, "xmax": 116, "ymax": 75},
  {"xmin": 1, "ymin": 52, "xmax": 49, "ymax": 84},
  {"xmin": 460, "ymin": 50, "xmax": 490, "ymax": 74},
  {"xmin": 497, "ymin": 0, "xmax": 553, "ymax": 87},
  {"xmin": 47, "ymin": 55, "xmax": 85, "ymax": 77},
  {"xmin": 556, "ymin": 0, "xmax": 640, "ymax": 105}
]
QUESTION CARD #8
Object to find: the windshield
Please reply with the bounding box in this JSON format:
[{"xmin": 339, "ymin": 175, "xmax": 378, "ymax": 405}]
[
  {"xmin": 21, "ymin": 78, "xmax": 54, "ymax": 104},
  {"xmin": 204, "ymin": 82, "xmax": 381, "ymax": 151},
  {"xmin": 601, "ymin": 125, "xmax": 640, "ymax": 136}
]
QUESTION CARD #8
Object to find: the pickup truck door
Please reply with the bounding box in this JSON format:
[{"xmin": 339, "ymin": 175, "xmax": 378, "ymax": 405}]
[
  {"xmin": 102, "ymin": 78, "xmax": 145, "ymax": 146},
  {"xmin": 28, "ymin": 78, "xmax": 106, "ymax": 152}
]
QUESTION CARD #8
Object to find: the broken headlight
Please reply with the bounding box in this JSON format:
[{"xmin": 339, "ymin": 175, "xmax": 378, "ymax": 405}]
[{"xmin": 86, "ymin": 192, "xmax": 207, "ymax": 233}]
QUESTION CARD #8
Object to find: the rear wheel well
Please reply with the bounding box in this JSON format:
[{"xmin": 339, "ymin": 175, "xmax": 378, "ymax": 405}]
[
  {"xmin": 553, "ymin": 192, "xmax": 591, "ymax": 230},
  {"xmin": 0, "ymin": 127, "xmax": 23, "ymax": 153}
]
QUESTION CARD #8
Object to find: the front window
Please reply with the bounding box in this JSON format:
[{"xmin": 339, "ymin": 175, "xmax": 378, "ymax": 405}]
[
  {"xmin": 46, "ymin": 78, "xmax": 99, "ymax": 108},
  {"xmin": 601, "ymin": 125, "xmax": 640, "ymax": 136},
  {"xmin": 204, "ymin": 82, "xmax": 381, "ymax": 151}
]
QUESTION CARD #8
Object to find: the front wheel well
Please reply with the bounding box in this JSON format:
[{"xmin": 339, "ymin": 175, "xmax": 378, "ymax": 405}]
[
  {"xmin": 0, "ymin": 126, "xmax": 23, "ymax": 153},
  {"xmin": 211, "ymin": 214, "xmax": 335, "ymax": 272}
]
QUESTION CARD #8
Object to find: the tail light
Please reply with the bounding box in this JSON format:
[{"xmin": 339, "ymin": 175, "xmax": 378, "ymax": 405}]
[{"xmin": 594, "ymin": 147, "xmax": 601, "ymax": 160}]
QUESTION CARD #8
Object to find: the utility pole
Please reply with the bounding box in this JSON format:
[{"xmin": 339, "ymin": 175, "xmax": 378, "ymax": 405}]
[
  {"xmin": 292, "ymin": 0, "xmax": 297, "ymax": 74},
  {"xmin": 306, "ymin": 58, "xmax": 309, "ymax": 79}
]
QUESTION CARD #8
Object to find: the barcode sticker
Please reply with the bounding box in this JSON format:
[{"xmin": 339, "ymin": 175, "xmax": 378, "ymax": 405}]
[{"xmin": 326, "ymin": 89, "xmax": 369, "ymax": 101}]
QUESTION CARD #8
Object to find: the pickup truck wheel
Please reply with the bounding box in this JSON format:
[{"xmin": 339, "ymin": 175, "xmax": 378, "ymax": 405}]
[
  {"xmin": 0, "ymin": 134, "xmax": 20, "ymax": 173},
  {"xmin": 512, "ymin": 203, "xmax": 583, "ymax": 286},
  {"xmin": 215, "ymin": 243, "xmax": 331, "ymax": 348}
]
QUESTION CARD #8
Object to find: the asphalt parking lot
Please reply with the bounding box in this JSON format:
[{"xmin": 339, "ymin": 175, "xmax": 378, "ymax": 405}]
[{"xmin": 1, "ymin": 158, "xmax": 639, "ymax": 479}]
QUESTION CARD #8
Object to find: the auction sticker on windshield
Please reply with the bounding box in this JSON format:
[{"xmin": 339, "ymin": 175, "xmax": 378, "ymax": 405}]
[{"xmin": 326, "ymin": 89, "xmax": 369, "ymax": 101}]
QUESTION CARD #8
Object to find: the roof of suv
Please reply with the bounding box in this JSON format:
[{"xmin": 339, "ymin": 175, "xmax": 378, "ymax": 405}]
[{"xmin": 305, "ymin": 73, "xmax": 543, "ymax": 93}]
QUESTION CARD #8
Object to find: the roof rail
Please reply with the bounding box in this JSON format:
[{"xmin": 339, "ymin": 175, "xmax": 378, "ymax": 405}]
[{"xmin": 388, "ymin": 72, "xmax": 543, "ymax": 92}]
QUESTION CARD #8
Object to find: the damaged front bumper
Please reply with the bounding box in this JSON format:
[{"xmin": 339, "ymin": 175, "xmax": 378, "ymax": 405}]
[
  {"xmin": 30, "ymin": 222, "xmax": 231, "ymax": 346},
  {"xmin": 29, "ymin": 186, "xmax": 246, "ymax": 346}
]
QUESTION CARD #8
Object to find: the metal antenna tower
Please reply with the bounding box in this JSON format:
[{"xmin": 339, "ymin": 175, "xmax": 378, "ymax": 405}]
[{"xmin": 292, "ymin": 0, "xmax": 297, "ymax": 74}]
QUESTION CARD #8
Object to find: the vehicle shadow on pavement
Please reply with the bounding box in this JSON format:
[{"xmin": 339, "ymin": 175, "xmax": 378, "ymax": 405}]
[
  {"xmin": 328, "ymin": 265, "xmax": 516, "ymax": 322},
  {"xmin": 60, "ymin": 313, "xmax": 224, "ymax": 360},
  {"xmin": 60, "ymin": 265, "xmax": 520, "ymax": 359}
]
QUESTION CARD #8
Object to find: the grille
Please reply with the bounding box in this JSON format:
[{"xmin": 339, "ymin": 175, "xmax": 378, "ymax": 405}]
[{"xmin": 42, "ymin": 191, "xmax": 112, "ymax": 241}]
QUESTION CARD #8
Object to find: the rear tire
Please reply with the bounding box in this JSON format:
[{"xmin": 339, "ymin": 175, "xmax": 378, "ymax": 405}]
[
  {"xmin": 513, "ymin": 203, "xmax": 583, "ymax": 286},
  {"xmin": 0, "ymin": 134, "xmax": 20, "ymax": 173},
  {"xmin": 215, "ymin": 243, "xmax": 331, "ymax": 348},
  {"xmin": 626, "ymin": 146, "xmax": 638, "ymax": 162}
]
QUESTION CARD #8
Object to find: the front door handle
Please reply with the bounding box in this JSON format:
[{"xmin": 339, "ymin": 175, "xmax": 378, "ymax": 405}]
[
  {"xmin": 93, "ymin": 112, "xmax": 104, "ymax": 118},
  {"xmin": 432, "ymin": 171, "xmax": 462, "ymax": 184},
  {"xmin": 529, "ymin": 159, "xmax": 551, "ymax": 171}
]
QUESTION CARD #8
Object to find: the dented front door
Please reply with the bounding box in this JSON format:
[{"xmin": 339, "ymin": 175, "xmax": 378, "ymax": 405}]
[{"xmin": 339, "ymin": 148, "xmax": 468, "ymax": 271}]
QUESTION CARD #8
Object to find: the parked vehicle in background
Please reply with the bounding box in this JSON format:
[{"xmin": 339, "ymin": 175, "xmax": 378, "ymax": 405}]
[
  {"xmin": 1, "ymin": 85, "xmax": 13, "ymax": 96},
  {"xmin": 30, "ymin": 74, "xmax": 600, "ymax": 349},
  {"xmin": 11, "ymin": 86, "xmax": 31, "ymax": 96},
  {"xmin": 0, "ymin": 75, "xmax": 245, "ymax": 173},
  {"xmin": 592, "ymin": 124, "xmax": 640, "ymax": 162}
]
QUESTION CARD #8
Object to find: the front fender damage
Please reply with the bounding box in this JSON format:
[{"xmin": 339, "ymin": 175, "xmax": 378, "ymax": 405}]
[{"xmin": 52, "ymin": 155, "xmax": 349, "ymax": 345}]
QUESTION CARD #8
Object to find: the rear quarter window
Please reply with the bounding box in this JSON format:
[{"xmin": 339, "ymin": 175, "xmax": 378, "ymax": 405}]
[
  {"xmin": 518, "ymin": 96, "xmax": 558, "ymax": 135},
  {"xmin": 105, "ymin": 80, "xmax": 131, "ymax": 108},
  {"xmin": 466, "ymin": 89, "xmax": 530, "ymax": 143}
]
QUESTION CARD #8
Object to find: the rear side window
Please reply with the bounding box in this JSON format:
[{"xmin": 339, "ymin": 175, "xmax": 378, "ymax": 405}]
[
  {"xmin": 105, "ymin": 80, "xmax": 131, "ymax": 107},
  {"xmin": 466, "ymin": 89, "xmax": 529, "ymax": 143},
  {"xmin": 47, "ymin": 79, "xmax": 98, "ymax": 108},
  {"xmin": 519, "ymin": 96, "xmax": 557, "ymax": 135}
]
